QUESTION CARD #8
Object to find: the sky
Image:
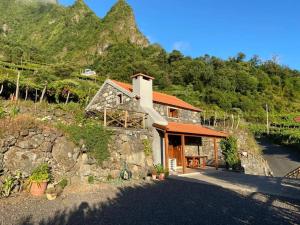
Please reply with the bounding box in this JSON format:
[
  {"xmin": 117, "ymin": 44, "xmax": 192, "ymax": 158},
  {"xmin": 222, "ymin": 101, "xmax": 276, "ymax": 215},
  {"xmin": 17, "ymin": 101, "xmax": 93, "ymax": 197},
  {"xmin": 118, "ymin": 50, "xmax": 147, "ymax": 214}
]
[{"xmin": 59, "ymin": 0, "xmax": 300, "ymax": 70}]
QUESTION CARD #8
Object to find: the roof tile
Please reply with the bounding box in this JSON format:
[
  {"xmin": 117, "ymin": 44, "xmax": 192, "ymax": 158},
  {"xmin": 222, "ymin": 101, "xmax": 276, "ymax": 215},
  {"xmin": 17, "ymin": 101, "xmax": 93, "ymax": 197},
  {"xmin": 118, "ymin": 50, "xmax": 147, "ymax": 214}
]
[{"xmin": 111, "ymin": 80, "xmax": 201, "ymax": 112}]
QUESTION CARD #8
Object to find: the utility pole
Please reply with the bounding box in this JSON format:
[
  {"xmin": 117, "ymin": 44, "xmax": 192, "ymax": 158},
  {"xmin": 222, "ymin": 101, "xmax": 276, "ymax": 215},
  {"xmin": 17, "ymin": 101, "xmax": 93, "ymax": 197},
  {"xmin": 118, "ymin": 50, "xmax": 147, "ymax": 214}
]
[{"xmin": 266, "ymin": 104, "xmax": 269, "ymax": 135}]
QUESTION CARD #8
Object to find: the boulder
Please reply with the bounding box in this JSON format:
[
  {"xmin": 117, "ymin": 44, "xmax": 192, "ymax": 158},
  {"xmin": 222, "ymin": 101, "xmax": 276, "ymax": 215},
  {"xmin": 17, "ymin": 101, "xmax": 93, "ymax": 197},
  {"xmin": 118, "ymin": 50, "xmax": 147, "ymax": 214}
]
[
  {"xmin": 4, "ymin": 147, "xmax": 45, "ymax": 176},
  {"xmin": 52, "ymin": 137, "xmax": 76, "ymax": 171}
]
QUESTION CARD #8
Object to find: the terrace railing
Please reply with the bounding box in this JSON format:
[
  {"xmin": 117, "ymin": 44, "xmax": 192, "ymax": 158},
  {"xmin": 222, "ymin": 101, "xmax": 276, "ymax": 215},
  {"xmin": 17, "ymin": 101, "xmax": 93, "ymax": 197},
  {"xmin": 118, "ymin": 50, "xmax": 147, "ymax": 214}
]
[
  {"xmin": 87, "ymin": 107, "xmax": 148, "ymax": 129},
  {"xmin": 284, "ymin": 166, "xmax": 300, "ymax": 179}
]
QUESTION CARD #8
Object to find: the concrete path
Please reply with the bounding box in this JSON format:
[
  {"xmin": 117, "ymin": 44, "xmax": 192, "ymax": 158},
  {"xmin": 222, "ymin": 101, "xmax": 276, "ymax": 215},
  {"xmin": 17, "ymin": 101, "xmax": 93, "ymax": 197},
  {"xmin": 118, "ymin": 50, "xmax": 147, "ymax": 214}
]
[
  {"xmin": 172, "ymin": 168, "xmax": 300, "ymax": 200},
  {"xmin": 258, "ymin": 138, "xmax": 300, "ymax": 177}
]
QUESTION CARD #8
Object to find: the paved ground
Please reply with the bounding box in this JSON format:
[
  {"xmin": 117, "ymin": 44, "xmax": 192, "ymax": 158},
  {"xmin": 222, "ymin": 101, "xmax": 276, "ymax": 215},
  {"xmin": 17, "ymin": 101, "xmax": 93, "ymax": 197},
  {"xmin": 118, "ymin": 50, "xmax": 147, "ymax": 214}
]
[
  {"xmin": 258, "ymin": 138, "xmax": 300, "ymax": 177},
  {"xmin": 175, "ymin": 168, "xmax": 300, "ymax": 200},
  {"xmin": 1, "ymin": 178, "xmax": 300, "ymax": 225}
]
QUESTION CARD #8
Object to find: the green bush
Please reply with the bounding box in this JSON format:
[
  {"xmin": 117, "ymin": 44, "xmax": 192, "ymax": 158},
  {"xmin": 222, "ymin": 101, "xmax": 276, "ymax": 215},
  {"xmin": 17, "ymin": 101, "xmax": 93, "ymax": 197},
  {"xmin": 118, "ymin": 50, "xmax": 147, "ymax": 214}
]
[
  {"xmin": 58, "ymin": 120, "xmax": 112, "ymax": 164},
  {"xmin": 220, "ymin": 136, "xmax": 240, "ymax": 169},
  {"xmin": 88, "ymin": 175, "xmax": 95, "ymax": 184},
  {"xmin": 58, "ymin": 178, "xmax": 68, "ymax": 189},
  {"xmin": 142, "ymin": 139, "xmax": 152, "ymax": 156}
]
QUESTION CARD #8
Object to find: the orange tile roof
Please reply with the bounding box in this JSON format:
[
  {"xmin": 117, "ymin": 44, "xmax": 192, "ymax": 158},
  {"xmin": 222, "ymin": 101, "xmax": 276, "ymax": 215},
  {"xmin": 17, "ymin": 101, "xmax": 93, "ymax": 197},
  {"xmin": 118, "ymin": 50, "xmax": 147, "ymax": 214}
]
[
  {"xmin": 294, "ymin": 116, "xmax": 300, "ymax": 123},
  {"xmin": 154, "ymin": 122, "xmax": 228, "ymax": 138},
  {"xmin": 111, "ymin": 80, "xmax": 201, "ymax": 112}
]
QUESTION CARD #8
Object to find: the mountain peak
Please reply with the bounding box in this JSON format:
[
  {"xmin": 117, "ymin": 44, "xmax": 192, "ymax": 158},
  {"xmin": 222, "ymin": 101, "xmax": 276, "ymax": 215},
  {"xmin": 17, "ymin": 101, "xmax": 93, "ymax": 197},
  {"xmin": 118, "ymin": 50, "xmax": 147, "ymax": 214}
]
[{"xmin": 102, "ymin": 0, "xmax": 149, "ymax": 47}]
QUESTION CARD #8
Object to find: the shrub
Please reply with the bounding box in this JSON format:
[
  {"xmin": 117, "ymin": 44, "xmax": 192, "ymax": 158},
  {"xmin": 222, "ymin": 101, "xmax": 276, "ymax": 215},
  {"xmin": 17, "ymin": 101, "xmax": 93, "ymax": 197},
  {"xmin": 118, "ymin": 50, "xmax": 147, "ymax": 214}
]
[
  {"xmin": 220, "ymin": 136, "xmax": 240, "ymax": 169},
  {"xmin": 58, "ymin": 120, "xmax": 112, "ymax": 165},
  {"xmin": 58, "ymin": 178, "xmax": 68, "ymax": 189},
  {"xmin": 142, "ymin": 139, "xmax": 152, "ymax": 156},
  {"xmin": 88, "ymin": 175, "xmax": 95, "ymax": 184},
  {"xmin": 0, "ymin": 176, "xmax": 15, "ymax": 197}
]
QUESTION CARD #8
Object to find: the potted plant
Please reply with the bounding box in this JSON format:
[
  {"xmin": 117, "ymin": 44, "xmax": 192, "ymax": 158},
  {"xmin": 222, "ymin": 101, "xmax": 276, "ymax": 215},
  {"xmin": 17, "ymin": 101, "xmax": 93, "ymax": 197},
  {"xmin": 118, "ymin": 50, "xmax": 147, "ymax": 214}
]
[
  {"xmin": 28, "ymin": 163, "xmax": 50, "ymax": 196},
  {"xmin": 154, "ymin": 164, "xmax": 165, "ymax": 181},
  {"xmin": 151, "ymin": 167, "xmax": 157, "ymax": 180}
]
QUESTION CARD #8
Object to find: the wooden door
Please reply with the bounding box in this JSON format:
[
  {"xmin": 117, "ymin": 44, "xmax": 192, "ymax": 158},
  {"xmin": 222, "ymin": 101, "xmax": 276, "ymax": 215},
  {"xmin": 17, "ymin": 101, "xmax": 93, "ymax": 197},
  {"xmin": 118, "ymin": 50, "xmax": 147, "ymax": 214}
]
[{"xmin": 168, "ymin": 136, "xmax": 183, "ymax": 166}]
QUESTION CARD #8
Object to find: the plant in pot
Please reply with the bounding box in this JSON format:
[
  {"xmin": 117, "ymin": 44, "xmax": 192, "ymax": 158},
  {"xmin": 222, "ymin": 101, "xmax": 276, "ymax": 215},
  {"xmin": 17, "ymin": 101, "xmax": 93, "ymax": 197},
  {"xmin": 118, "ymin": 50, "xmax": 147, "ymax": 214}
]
[
  {"xmin": 154, "ymin": 164, "xmax": 165, "ymax": 181},
  {"xmin": 28, "ymin": 163, "xmax": 50, "ymax": 197},
  {"xmin": 151, "ymin": 167, "xmax": 157, "ymax": 180}
]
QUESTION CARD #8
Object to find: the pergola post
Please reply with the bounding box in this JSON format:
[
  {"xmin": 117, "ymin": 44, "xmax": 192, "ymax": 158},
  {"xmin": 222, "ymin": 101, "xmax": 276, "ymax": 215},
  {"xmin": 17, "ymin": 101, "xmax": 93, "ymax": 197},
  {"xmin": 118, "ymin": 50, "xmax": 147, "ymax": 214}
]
[
  {"xmin": 164, "ymin": 132, "xmax": 169, "ymax": 170},
  {"xmin": 214, "ymin": 137, "xmax": 218, "ymax": 170},
  {"xmin": 181, "ymin": 134, "xmax": 186, "ymax": 174}
]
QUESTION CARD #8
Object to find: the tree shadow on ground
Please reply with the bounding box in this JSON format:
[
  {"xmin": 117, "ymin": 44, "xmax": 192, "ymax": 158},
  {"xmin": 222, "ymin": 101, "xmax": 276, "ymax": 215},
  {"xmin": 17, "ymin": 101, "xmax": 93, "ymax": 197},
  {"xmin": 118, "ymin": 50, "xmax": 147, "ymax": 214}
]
[{"xmin": 17, "ymin": 178, "xmax": 300, "ymax": 225}]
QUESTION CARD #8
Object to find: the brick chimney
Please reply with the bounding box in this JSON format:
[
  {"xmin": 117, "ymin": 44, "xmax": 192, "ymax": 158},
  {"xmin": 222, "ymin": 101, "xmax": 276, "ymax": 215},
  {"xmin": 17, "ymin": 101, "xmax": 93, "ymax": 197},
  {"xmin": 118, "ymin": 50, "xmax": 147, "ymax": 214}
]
[{"xmin": 132, "ymin": 73, "xmax": 154, "ymax": 108}]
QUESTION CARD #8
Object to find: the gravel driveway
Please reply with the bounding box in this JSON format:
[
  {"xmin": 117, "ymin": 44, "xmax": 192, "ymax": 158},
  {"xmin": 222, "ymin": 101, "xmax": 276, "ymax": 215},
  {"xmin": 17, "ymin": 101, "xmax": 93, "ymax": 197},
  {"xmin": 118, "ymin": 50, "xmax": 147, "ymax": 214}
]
[{"xmin": 1, "ymin": 178, "xmax": 299, "ymax": 225}]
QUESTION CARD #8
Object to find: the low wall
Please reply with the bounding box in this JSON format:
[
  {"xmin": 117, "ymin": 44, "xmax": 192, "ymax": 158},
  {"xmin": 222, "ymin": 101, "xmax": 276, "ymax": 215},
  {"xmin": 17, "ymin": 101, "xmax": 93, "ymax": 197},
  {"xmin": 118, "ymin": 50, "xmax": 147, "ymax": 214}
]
[{"xmin": 0, "ymin": 123, "xmax": 153, "ymax": 182}]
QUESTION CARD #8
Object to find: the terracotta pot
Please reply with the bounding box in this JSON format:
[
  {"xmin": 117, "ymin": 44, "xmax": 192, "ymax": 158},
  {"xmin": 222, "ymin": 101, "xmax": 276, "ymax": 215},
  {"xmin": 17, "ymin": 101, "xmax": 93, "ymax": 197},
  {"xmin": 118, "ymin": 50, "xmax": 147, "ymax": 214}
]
[
  {"xmin": 30, "ymin": 181, "xmax": 47, "ymax": 196},
  {"xmin": 152, "ymin": 174, "xmax": 157, "ymax": 180},
  {"xmin": 159, "ymin": 173, "xmax": 165, "ymax": 181}
]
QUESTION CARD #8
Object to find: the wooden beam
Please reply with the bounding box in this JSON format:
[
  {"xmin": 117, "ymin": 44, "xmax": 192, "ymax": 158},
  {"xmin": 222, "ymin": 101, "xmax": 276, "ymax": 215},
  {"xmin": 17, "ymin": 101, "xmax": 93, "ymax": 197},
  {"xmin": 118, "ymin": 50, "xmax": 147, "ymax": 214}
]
[
  {"xmin": 124, "ymin": 110, "xmax": 128, "ymax": 128},
  {"xmin": 164, "ymin": 132, "xmax": 169, "ymax": 170},
  {"xmin": 214, "ymin": 138, "xmax": 218, "ymax": 170},
  {"xmin": 103, "ymin": 107, "xmax": 107, "ymax": 127},
  {"xmin": 181, "ymin": 134, "xmax": 186, "ymax": 174}
]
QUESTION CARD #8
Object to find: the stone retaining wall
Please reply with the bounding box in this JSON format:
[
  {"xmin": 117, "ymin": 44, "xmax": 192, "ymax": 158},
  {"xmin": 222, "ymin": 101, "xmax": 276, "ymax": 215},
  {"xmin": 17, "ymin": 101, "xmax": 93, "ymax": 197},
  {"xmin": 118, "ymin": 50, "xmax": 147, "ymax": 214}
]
[{"xmin": 0, "ymin": 124, "xmax": 153, "ymax": 182}]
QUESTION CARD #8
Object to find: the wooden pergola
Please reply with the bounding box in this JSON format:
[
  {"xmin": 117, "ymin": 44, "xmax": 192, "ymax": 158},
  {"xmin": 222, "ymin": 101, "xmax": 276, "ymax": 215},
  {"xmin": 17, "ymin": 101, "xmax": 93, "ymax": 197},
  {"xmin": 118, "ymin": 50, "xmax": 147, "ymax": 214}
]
[{"xmin": 154, "ymin": 122, "xmax": 228, "ymax": 174}]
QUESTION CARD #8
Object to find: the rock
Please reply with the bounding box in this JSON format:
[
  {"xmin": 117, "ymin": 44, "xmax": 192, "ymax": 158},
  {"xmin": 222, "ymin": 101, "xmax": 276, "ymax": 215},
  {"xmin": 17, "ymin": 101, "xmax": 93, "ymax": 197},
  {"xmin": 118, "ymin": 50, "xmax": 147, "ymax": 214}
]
[
  {"xmin": 16, "ymin": 134, "xmax": 44, "ymax": 149},
  {"xmin": 110, "ymin": 169, "xmax": 121, "ymax": 179},
  {"xmin": 126, "ymin": 151, "xmax": 145, "ymax": 167},
  {"xmin": 52, "ymin": 137, "xmax": 77, "ymax": 171},
  {"xmin": 0, "ymin": 147, "xmax": 9, "ymax": 154},
  {"xmin": 4, "ymin": 147, "xmax": 44, "ymax": 176},
  {"xmin": 20, "ymin": 130, "xmax": 29, "ymax": 137},
  {"xmin": 4, "ymin": 135, "xmax": 17, "ymax": 147}
]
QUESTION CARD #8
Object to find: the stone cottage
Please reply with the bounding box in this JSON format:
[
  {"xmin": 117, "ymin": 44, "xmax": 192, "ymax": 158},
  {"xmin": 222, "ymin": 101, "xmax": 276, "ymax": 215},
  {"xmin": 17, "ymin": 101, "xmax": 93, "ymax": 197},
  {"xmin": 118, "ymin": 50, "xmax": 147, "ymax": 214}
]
[{"xmin": 86, "ymin": 73, "xmax": 227, "ymax": 174}]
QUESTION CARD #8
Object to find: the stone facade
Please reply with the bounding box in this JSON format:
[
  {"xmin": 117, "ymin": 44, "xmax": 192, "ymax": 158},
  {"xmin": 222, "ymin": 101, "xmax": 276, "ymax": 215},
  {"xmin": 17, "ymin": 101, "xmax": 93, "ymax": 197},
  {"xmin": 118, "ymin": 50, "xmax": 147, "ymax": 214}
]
[
  {"xmin": 78, "ymin": 128, "xmax": 153, "ymax": 180},
  {"xmin": 154, "ymin": 103, "xmax": 200, "ymax": 124},
  {"xmin": 88, "ymin": 83, "xmax": 139, "ymax": 112}
]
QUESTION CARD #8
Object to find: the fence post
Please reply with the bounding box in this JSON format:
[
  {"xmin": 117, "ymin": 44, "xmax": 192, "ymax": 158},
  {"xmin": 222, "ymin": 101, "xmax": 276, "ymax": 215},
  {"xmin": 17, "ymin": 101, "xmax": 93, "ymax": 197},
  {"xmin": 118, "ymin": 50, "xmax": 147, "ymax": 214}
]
[
  {"xmin": 124, "ymin": 110, "xmax": 128, "ymax": 128},
  {"xmin": 104, "ymin": 107, "xmax": 107, "ymax": 127}
]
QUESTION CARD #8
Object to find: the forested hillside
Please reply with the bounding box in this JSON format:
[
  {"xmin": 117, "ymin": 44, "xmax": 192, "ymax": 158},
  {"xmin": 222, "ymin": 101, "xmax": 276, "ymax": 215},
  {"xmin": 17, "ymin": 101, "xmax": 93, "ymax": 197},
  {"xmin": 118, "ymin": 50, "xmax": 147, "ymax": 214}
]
[{"xmin": 0, "ymin": 0, "xmax": 300, "ymax": 122}]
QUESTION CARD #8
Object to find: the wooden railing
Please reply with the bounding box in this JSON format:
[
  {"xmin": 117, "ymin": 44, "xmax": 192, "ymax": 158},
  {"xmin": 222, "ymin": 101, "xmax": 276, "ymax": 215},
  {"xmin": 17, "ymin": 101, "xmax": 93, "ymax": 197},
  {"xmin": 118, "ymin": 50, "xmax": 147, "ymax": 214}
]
[
  {"xmin": 284, "ymin": 166, "xmax": 300, "ymax": 179},
  {"xmin": 87, "ymin": 107, "xmax": 148, "ymax": 129}
]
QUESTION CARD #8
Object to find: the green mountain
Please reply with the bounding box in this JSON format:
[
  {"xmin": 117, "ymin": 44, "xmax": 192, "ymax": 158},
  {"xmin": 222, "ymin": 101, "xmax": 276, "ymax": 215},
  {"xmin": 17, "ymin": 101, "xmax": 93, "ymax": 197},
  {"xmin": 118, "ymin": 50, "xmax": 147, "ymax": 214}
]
[
  {"xmin": 0, "ymin": 0, "xmax": 148, "ymax": 64},
  {"xmin": 0, "ymin": 0, "xmax": 299, "ymax": 121}
]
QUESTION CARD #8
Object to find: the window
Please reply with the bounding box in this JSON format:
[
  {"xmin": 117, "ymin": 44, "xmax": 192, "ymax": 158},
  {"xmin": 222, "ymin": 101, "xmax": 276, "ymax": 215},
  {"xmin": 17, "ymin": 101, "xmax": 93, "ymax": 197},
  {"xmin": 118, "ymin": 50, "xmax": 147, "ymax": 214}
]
[
  {"xmin": 168, "ymin": 107, "xmax": 179, "ymax": 118},
  {"xmin": 116, "ymin": 93, "xmax": 123, "ymax": 105}
]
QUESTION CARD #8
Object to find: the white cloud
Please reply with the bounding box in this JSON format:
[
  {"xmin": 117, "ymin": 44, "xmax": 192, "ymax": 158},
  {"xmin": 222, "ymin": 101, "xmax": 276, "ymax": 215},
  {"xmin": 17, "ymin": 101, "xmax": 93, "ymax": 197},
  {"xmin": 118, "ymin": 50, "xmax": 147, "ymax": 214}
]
[{"xmin": 172, "ymin": 41, "xmax": 191, "ymax": 51}]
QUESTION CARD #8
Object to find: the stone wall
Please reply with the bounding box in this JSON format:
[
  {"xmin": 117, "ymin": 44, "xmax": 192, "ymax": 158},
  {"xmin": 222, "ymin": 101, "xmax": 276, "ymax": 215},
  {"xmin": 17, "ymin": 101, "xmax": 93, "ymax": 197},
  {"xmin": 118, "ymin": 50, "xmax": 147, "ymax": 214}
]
[
  {"xmin": 153, "ymin": 103, "xmax": 200, "ymax": 124},
  {"xmin": 184, "ymin": 136, "xmax": 224, "ymax": 165},
  {"xmin": 87, "ymin": 83, "xmax": 139, "ymax": 112},
  {"xmin": 231, "ymin": 129, "xmax": 273, "ymax": 176},
  {"xmin": 78, "ymin": 128, "xmax": 153, "ymax": 180},
  {"xmin": 0, "ymin": 124, "xmax": 153, "ymax": 182}
]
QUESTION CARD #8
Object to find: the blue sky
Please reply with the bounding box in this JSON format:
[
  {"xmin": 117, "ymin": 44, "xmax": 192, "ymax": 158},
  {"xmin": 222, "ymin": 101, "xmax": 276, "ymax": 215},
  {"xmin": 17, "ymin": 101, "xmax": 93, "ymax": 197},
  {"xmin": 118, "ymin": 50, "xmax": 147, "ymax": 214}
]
[{"xmin": 59, "ymin": 0, "xmax": 300, "ymax": 70}]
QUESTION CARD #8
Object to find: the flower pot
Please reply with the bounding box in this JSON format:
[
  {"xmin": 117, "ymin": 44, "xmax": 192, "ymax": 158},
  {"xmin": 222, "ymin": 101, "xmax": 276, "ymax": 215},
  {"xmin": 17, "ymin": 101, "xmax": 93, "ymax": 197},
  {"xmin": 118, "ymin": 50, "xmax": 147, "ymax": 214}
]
[
  {"xmin": 152, "ymin": 174, "xmax": 157, "ymax": 180},
  {"xmin": 159, "ymin": 173, "xmax": 165, "ymax": 181},
  {"xmin": 46, "ymin": 193, "xmax": 57, "ymax": 200},
  {"xmin": 30, "ymin": 181, "xmax": 47, "ymax": 196}
]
